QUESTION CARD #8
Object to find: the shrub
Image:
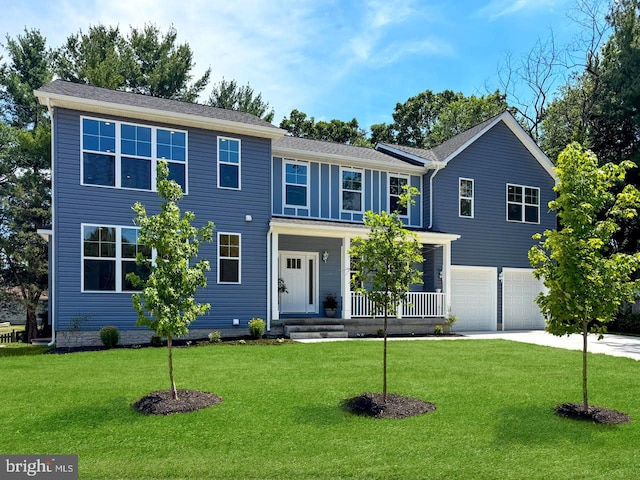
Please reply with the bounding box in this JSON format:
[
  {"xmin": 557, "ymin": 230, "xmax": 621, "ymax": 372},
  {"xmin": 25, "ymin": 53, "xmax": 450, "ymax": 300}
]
[
  {"xmin": 208, "ymin": 331, "xmax": 222, "ymax": 343},
  {"xmin": 433, "ymin": 325, "xmax": 444, "ymax": 335},
  {"xmin": 609, "ymin": 313, "xmax": 640, "ymax": 334},
  {"xmin": 99, "ymin": 326, "xmax": 120, "ymax": 348},
  {"xmin": 376, "ymin": 328, "xmax": 385, "ymax": 337},
  {"xmin": 150, "ymin": 335, "xmax": 163, "ymax": 347},
  {"xmin": 248, "ymin": 318, "xmax": 266, "ymax": 339}
]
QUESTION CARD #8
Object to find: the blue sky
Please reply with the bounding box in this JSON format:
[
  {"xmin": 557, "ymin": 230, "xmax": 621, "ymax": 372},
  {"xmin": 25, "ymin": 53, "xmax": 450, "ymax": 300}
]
[{"xmin": 2, "ymin": 0, "xmax": 595, "ymax": 129}]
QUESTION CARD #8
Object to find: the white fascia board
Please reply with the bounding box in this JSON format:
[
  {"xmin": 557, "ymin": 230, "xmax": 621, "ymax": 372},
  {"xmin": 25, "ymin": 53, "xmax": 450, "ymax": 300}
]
[
  {"xmin": 35, "ymin": 91, "xmax": 287, "ymax": 140},
  {"xmin": 272, "ymin": 146, "xmax": 427, "ymax": 175},
  {"xmin": 37, "ymin": 229, "xmax": 52, "ymax": 240},
  {"xmin": 270, "ymin": 219, "xmax": 460, "ymax": 244}
]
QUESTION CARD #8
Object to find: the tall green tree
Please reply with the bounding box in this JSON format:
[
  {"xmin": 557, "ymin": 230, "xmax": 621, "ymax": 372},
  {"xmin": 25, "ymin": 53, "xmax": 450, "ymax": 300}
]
[
  {"xmin": 128, "ymin": 161, "xmax": 214, "ymax": 400},
  {"xmin": 279, "ymin": 109, "xmax": 370, "ymax": 146},
  {"xmin": 529, "ymin": 143, "xmax": 640, "ymax": 413},
  {"xmin": 208, "ymin": 78, "xmax": 275, "ymax": 122},
  {"xmin": 0, "ymin": 28, "xmax": 51, "ymax": 342},
  {"xmin": 53, "ymin": 24, "xmax": 210, "ymax": 101},
  {"xmin": 349, "ymin": 187, "xmax": 423, "ymax": 402}
]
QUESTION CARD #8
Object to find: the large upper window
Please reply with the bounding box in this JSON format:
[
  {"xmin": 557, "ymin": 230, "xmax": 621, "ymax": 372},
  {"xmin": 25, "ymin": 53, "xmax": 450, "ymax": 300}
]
[
  {"xmin": 284, "ymin": 161, "xmax": 308, "ymax": 207},
  {"xmin": 218, "ymin": 137, "xmax": 241, "ymax": 189},
  {"xmin": 341, "ymin": 168, "xmax": 363, "ymax": 212},
  {"xmin": 218, "ymin": 233, "xmax": 241, "ymax": 284},
  {"xmin": 389, "ymin": 175, "xmax": 408, "ymax": 215},
  {"xmin": 507, "ymin": 184, "xmax": 539, "ymax": 223},
  {"xmin": 81, "ymin": 117, "xmax": 187, "ymax": 191},
  {"xmin": 82, "ymin": 225, "xmax": 151, "ymax": 292},
  {"xmin": 459, "ymin": 178, "xmax": 474, "ymax": 218}
]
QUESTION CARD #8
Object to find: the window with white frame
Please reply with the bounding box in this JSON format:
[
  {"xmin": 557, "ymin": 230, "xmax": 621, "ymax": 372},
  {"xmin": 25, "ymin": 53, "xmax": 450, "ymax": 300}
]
[
  {"xmin": 82, "ymin": 225, "xmax": 151, "ymax": 292},
  {"xmin": 81, "ymin": 117, "xmax": 187, "ymax": 191},
  {"xmin": 284, "ymin": 161, "xmax": 308, "ymax": 207},
  {"xmin": 389, "ymin": 175, "xmax": 408, "ymax": 215},
  {"xmin": 218, "ymin": 233, "xmax": 241, "ymax": 283},
  {"xmin": 459, "ymin": 178, "xmax": 474, "ymax": 218},
  {"xmin": 507, "ymin": 184, "xmax": 540, "ymax": 223},
  {"xmin": 218, "ymin": 137, "xmax": 241, "ymax": 189},
  {"xmin": 341, "ymin": 168, "xmax": 363, "ymax": 212}
]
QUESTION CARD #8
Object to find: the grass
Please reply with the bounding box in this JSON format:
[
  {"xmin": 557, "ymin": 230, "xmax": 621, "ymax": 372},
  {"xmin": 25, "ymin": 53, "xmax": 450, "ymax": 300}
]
[
  {"xmin": 0, "ymin": 323, "xmax": 25, "ymax": 334},
  {"xmin": 1, "ymin": 339, "xmax": 639, "ymax": 479}
]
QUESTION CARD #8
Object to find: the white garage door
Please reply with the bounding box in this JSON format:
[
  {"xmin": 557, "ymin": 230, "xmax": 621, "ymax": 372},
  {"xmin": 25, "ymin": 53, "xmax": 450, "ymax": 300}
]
[
  {"xmin": 503, "ymin": 268, "xmax": 545, "ymax": 330},
  {"xmin": 450, "ymin": 266, "xmax": 497, "ymax": 331}
]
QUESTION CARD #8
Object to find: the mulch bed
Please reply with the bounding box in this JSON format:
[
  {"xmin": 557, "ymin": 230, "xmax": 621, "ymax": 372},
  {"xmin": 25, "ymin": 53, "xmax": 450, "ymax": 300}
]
[
  {"xmin": 555, "ymin": 403, "xmax": 631, "ymax": 425},
  {"xmin": 133, "ymin": 389, "xmax": 222, "ymax": 415},
  {"xmin": 343, "ymin": 392, "xmax": 436, "ymax": 419}
]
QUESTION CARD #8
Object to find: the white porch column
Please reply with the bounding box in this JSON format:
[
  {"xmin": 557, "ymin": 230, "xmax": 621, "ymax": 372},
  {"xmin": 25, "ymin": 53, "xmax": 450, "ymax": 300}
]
[
  {"xmin": 342, "ymin": 236, "xmax": 352, "ymax": 319},
  {"xmin": 271, "ymin": 232, "xmax": 280, "ymax": 321},
  {"xmin": 442, "ymin": 241, "xmax": 452, "ymax": 316}
]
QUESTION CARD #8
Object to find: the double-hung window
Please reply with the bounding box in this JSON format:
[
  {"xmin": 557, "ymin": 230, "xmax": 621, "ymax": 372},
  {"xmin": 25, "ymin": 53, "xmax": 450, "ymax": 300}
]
[
  {"xmin": 341, "ymin": 168, "xmax": 363, "ymax": 212},
  {"xmin": 284, "ymin": 161, "xmax": 308, "ymax": 207},
  {"xmin": 218, "ymin": 233, "xmax": 241, "ymax": 284},
  {"xmin": 82, "ymin": 225, "xmax": 151, "ymax": 292},
  {"xmin": 218, "ymin": 137, "xmax": 241, "ymax": 189},
  {"xmin": 389, "ymin": 175, "xmax": 408, "ymax": 215},
  {"xmin": 459, "ymin": 178, "xmax": 474, "ymax": 218},
  {"xmin": 507, "ymin": 184, "xmax": 540, "ymax": 223},
  {"xmin": 81, "ymin": 117, "xmax": 187, "ymax": 192}
]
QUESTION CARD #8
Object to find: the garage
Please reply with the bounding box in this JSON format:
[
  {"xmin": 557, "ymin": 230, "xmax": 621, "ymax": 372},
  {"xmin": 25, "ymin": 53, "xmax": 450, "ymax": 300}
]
[
  {"xmin": 502, "ymin": 268, "xmax": 546, "ymax": 330},
  {"xmin": 450, "ymin": 266, "xmax": 497, "ymax": 331}
]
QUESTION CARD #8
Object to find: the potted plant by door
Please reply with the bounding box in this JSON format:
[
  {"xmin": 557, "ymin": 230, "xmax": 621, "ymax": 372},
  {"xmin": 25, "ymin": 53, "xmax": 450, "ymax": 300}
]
[{"xmin": 323, "ymin": 293, "xmax": 339, "ymax": 318}]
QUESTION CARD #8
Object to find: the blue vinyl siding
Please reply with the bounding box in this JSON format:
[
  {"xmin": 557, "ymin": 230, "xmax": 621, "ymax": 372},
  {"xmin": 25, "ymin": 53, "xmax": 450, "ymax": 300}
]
[
  {"xmin": 310, "ymin": 163, "xmax": 320, "ymax": 217},
  {"xmin": 53, "ymin": 108, "xmax": 271, "ymax": 332}
]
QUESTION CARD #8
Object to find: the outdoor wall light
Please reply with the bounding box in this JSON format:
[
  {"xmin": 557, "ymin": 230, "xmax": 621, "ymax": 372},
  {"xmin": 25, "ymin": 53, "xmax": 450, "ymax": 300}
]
[
  {"xmin": 245, "ymin": 214, "xmax": 252, "ymax": 222},
  {"xmin": 232, "ymin": 318, "xmax": 240, "ymax": 326},
  {"xmin": 322, "ymin": 251, "xmax": 329, "ymax": 263},
  {"xmin": 498, "ymin": 271, "xmax": 504, "ymax": 282},
  {"xmin": 438, "ymin": 269, "xmax": 443, "ymax": 279}
]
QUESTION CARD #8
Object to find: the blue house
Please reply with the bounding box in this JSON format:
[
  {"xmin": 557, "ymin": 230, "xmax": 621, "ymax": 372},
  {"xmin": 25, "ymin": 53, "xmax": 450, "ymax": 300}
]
[{"xmin": 35, "ymin": 80, "xmax": 555, "ymax": 346}]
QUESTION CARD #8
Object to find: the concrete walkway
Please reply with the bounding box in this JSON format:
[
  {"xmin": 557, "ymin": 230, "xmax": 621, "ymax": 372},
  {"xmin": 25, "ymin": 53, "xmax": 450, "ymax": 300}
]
[{"xmin": 296, "ymin": 330, "xmax": 640, "ymax": 361}]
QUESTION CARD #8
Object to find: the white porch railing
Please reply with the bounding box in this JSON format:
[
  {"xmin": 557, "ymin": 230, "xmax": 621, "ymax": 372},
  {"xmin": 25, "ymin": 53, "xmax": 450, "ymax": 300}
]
[{"xmin": 351, "ymin": 292, "xmax": 446, "ymax": 318}]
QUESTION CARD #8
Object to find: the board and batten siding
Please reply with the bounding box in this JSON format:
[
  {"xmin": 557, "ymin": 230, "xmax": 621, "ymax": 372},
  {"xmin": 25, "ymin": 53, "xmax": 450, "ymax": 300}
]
[
  {"xmin": 429, "ymin": 121, "xmax": 556, "ymax": 326},
  {"xmin": 53, "ymin": 108, "xmax": 272, "ymax": 332},
  {"xmin": 272, "ymin": 156, "xmax": 422, "ymax": 227}
]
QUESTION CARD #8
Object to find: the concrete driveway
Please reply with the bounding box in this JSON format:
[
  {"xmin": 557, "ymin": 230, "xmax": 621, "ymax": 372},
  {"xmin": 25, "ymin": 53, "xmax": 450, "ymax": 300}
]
[{"xmin": 456, "ymin": 330, "xmax": 640, "ymax": 361}]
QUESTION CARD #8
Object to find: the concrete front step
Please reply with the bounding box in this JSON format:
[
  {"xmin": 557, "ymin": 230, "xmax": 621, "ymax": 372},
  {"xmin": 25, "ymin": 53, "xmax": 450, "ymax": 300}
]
[
  {"xmin": 284, "ymin": 324, "xmax": 345, "ymax": 334},
  {"xmin": 288, "ymin": 331, "xmax": 349, "ymax": 340}
]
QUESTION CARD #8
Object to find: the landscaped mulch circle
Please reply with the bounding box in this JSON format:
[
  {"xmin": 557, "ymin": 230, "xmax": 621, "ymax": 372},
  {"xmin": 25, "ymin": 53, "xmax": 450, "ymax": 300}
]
[
  {"xmin": 343, "ymin": 392, "xmax": 436, "ymax": 419},
  {"xmin": 134, "ymin": 389, "xmax": 222, "ymax": 415},
  {"xmin": 555, "ymin": 403, "xmax": 631, "ymax": 425}
]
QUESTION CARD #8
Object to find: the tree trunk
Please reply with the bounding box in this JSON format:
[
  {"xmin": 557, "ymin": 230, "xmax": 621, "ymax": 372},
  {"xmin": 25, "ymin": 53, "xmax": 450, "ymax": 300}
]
[
  {"xmin": 582, "ymin": 320, "xmax": 589, "ymax": 413},
  {"xmin": 383, "ymin": 308, "xmax": 388, "ymax": 403},
  {"xmin": 167, "ymin": 335, "xmax": 178, "ymax": 400},
  {"xmin": 25, "ymin": 307, "xmax": 38, "ymax": 343}
]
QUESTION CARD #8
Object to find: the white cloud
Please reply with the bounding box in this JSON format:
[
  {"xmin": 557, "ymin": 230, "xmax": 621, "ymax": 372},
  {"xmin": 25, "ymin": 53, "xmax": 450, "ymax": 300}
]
[{"xmin": 476, "ymin": 0, "xmax": 565, "ymax": 20}]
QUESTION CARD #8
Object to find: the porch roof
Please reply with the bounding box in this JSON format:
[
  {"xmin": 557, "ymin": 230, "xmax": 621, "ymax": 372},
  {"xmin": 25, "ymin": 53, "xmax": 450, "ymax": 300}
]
[{"xmin": 270, "ymin": 217, "xmax": 460, "ymax": 244}]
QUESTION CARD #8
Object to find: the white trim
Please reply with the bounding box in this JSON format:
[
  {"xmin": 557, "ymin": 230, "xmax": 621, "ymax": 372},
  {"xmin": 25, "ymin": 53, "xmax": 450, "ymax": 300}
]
[
  {"xmin": 217, "ymin": 136, "xmax": 242, "ymax": 190},
  {"xmin": 217, "ymin": 232, "xmax": 242, "ymax": 284},
  {"xmin": 283, "ymin": 159, "xmax": 310, "ymax": 209},
  {"xmin": 80, "ymin": 115, "xmax": 188, "ymax": 193},
  {"xmin": 387, "ymin": 173, "xmax": 410, "ymax": 217},
  {"xmin": 35, "ymin": 90, "xmax": 287, "ymax": 140},
  {"xmin": 80, "ymin": 224, "xmax": 147, "ymax": 293},
  {"xmin": 340, "ymin": 166, "xmax": 364, "ymax": 214},
  {"xmin": 459, "ymin": 177, "xmax": 474, "ymax": 219},
  {"xmin": 506, "ymin": 183, "xmax": 540, "ymax": 224}
]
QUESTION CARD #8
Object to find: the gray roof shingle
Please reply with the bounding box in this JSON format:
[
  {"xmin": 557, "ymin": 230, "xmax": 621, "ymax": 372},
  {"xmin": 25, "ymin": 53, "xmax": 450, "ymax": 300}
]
[{"xmin": 36, "ymin": 79, "xmax": 279, "ymax": 130}]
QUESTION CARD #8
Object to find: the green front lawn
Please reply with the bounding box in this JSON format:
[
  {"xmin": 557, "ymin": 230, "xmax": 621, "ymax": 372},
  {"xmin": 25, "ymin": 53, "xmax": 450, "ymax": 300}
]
[{"xmin": 1, "ymin": 340, "xmax": 639, "ymax": 479}]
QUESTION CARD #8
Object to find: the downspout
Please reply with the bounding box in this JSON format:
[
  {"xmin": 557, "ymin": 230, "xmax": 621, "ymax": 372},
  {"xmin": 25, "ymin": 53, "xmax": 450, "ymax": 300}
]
[
  {"xmin": 45, "ymin": 98, "xmax": 56, "ymax": 347},
  {"xmin": 428, "ymin": 164, "xmax": 444, "ymax": 230},
  {"xmin": 266, "ymin": 226, "xmax": 273, "ymax": 332}
]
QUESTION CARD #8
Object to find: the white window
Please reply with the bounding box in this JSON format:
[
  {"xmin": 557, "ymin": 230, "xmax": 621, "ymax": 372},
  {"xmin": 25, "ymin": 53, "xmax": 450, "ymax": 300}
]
[
  {"xmin": 341, "ymin": 168, "xmax": 363, "ymax": 212},
  {"xmin": 507, "ymin": 184, "xmax": 540, "ymax": 223},
  {"xmin": 218, "ymin": 233, "xmax": 241, "ymax": 284},
  {"xmin": 218, "ymin": 137, "xmax": 241, "ymax": 189},
  {"xmin": 284, "ymin": 160, "xmax": 308, "ymax": 207},
  {"xmin": 81, "ymin": 117, "xmax": 187, "ymax": 192},
  {"xmin": 82, "ymin": 225, "xmax": 151, "ymax": 292},
  {"xmin": 389, "ymin": 175, "xmax": 408, "ymax": 215},
  {"xmin": 459, "ymin": 178, "xmax": 474, "ymax": 218}
]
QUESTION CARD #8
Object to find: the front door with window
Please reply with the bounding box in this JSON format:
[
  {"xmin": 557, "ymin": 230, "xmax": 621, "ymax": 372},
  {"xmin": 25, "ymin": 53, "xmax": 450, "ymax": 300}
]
[{"xmin": 279, "ymin": 252, "xmax": 318, "ymax": 314}]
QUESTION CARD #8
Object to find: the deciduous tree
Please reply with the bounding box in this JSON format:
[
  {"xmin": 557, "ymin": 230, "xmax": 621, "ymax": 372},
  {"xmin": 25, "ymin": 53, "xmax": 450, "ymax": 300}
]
[
  {"xmin": 529, "ymin": 143, "xmax": 640, "ymax": 413},
  {"xmin": 208, "ymin": 78, "xmax": 275, "ymax": 122}
]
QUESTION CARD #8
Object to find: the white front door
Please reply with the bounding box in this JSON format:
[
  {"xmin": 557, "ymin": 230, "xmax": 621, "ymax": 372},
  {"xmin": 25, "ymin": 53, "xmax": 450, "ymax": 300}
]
[{"xmin": 279, "ymin": 252, "xmax": 319, "ymax": 314}]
